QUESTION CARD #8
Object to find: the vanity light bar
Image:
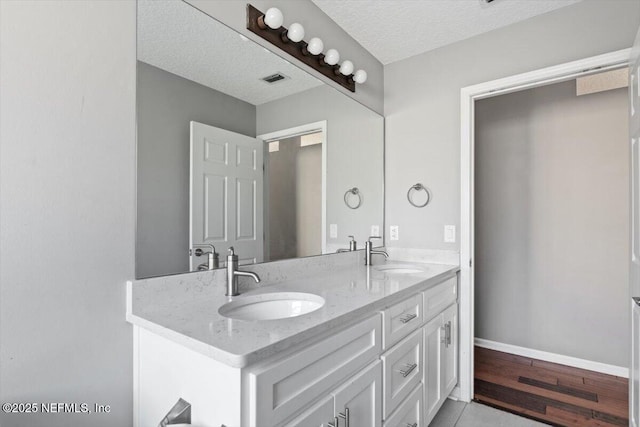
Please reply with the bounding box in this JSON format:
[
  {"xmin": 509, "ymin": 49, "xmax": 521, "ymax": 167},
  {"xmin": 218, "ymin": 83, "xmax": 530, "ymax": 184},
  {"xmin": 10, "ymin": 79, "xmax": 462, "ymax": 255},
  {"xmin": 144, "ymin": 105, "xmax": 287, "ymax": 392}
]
[{"xmin": 246, "ymin": 4, "xmax": 367, "ymax": 93}]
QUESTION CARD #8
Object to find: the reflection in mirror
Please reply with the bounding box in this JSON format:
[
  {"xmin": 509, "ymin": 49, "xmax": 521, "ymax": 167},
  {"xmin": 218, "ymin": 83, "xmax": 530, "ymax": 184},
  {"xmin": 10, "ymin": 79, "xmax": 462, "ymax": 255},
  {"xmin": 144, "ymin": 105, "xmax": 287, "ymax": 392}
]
[{"xmin": 136, "ymin": 0, "xmax": 384, "ymax": 278}]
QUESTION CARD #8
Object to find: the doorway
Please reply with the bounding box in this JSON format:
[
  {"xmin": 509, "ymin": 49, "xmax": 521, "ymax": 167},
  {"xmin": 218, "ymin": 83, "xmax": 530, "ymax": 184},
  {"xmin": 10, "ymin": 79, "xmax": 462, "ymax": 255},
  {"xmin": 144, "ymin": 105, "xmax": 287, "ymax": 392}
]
[
  {"xmin": 458, "ymin": 49, "xmax": 631, "ymax": 403},
  {"xmin": 257, "ymin": 121, "xmax": 327, "ymax": 261}
]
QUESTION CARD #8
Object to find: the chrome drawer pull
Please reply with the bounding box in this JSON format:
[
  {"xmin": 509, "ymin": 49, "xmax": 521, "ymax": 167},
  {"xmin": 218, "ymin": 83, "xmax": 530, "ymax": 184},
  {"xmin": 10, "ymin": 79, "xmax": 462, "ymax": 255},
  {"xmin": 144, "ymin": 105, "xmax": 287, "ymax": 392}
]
[
  {"xmin": 399, "ymin": 363, "xmax": 417, "ymax": 377},
  {"xmin": 338, "ymin": 407, "xmax": 350, "ymax": 427},
  {"xmin": 399, "ymin": 313, "xmax": 417, "ymax": 323},
  {"xmin": 328, "ymin": 416, "xmax": 339, "ymax": 427},
  {"xmin": 406, "ymin": 423, "xmax": 418, "ymax": 427}
]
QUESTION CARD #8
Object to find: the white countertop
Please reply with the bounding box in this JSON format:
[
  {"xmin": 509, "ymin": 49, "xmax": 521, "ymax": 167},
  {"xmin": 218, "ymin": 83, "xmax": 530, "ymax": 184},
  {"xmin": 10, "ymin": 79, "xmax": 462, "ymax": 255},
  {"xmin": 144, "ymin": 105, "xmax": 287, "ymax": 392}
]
[{"xmin": 127, "ymin": 257, "xmax": 459, "ymax": 368}]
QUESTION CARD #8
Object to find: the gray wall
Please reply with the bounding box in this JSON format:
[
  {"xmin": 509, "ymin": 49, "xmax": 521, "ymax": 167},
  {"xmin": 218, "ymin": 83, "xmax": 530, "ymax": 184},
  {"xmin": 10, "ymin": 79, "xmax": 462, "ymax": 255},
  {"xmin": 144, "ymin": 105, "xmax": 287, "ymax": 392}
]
[
  {"xmin": 257, "ymin": 85, "xmax": 384, "ymax": 250},
  {"xmin": 185, "ymin": 0, "xmax": 384, "ymax": 115},
  {"xmin": 384, "ymin": 0, "xmax": 640, "ymax": 251},
  {"xmin": 0, "ymin": 2, "xmax": 135, "ymax": 427},
  {"xmin": 136, "ymin": 61, "xmax": 255, "ymax": 278},
  {"xmin": 474, "ymin": 81, "xmax": 629, "ymax": 366}
]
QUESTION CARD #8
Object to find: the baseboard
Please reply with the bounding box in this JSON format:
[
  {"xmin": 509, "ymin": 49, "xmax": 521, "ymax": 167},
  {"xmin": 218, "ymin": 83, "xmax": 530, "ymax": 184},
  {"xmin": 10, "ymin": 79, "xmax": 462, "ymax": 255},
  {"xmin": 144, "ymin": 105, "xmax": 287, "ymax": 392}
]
[{"xmin": 474, "ymin": 338, "xmax": 629, "ymax": 378}]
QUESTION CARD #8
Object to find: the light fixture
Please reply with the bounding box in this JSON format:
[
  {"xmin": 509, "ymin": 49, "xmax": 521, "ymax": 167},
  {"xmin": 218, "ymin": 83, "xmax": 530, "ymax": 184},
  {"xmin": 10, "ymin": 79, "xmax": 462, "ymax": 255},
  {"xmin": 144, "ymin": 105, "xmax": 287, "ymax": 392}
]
[
  {"xmin": 285, "ymin": 23, "xmax": 305, "ymax": 43},
  {"xmin": 339, "ymin": 60, "xmax": 354, "ymax": 76},
  {"xmin": 259, "ymin": 7, "xmax": 283, "ymax": 30},
  {"xmin": 306, "ymin": 37, "xmax": 324, "ymax": 55},
  {"xmin": 247, "ymin": 4, "xmax": 366, "ymax": 92},
  {"xmin": 354, "ymin": 69, "xmax": 367, "ymax": 84},
  {"xmin": 323, "ymin": 49, "xmax": 340, "ymax": 66}
]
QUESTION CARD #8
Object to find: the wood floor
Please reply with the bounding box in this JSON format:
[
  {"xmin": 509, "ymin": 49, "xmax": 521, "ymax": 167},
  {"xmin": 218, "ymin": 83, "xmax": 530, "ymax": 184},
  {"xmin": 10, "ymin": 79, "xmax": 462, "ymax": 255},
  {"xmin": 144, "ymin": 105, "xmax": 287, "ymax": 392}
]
[{"xmin": 474, "ymin": 346, "xmax": 629, "ymax": 426}]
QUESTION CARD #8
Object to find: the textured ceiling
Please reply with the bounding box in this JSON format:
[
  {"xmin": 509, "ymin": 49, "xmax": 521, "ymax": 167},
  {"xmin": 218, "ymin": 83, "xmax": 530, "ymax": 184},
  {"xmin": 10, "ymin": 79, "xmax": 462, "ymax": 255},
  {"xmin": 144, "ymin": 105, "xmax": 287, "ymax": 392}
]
[
  {"xmin": 137, "ymin": 0, "xmax": 322, "ymax": 106},
  {"xmin": 312, "ymin": 0, "xmax": 583, "ymax": 65}
]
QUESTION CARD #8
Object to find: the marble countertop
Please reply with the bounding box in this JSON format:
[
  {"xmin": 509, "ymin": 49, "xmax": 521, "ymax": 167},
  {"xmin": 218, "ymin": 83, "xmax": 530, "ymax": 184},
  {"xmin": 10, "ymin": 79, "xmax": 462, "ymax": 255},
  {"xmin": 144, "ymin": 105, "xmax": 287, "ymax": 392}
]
[{"xmin": 127, "ymin": 255, "xmax": 459, "ymax": 368}]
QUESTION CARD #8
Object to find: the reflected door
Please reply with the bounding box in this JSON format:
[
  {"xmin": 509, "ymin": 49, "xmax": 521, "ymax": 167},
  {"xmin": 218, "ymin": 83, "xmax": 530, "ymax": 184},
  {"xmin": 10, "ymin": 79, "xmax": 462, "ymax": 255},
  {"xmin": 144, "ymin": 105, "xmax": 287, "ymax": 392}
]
[
  {"xmin": 190, "ymin": 121, "xmax": 263, "ymax": 269},
  {"xmin": 631, "ymin": 23, "xmax": 640, "ymax": 427}
]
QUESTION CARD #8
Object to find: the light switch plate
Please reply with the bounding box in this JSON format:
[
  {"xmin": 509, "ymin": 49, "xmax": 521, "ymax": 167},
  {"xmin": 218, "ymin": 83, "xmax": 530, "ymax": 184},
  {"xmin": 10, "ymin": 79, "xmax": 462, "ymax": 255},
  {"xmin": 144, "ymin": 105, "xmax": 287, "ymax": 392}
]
[
  {"xmin": 330, "ymin": 224, "xmax": 338, "ymax": 239},
  {"xmin": 390, "ymin": 226, "xmax": 399, "ymax": 241},
  {"xmin": 371, "ymin": 225, "xmax": 380, "ymax": 237},
  {"xmin": 444, "ymin": 225, "xmax": 456, "ymax": 243}
]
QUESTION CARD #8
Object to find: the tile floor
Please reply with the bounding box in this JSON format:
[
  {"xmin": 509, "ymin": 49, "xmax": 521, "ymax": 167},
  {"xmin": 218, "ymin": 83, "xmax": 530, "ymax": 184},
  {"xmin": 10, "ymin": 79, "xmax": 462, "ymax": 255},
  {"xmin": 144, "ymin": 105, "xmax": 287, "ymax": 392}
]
[{"xmin": 430, "ymin": 399, "xmax": 548, "ymax": 427}]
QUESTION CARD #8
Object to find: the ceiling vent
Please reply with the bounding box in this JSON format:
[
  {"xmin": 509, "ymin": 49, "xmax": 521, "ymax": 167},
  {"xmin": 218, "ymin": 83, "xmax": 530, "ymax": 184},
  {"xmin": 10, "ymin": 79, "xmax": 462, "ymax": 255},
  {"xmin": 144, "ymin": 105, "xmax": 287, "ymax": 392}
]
[{"xmin": 261, "ymin": 73, "xmax": 289, "ymax": 84}]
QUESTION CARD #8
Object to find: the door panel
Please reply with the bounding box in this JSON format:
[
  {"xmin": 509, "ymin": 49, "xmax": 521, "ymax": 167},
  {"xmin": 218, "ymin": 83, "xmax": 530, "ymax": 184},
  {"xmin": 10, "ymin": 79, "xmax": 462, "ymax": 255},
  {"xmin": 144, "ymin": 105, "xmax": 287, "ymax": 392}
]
[
  {"xmin": 333, "ymin": 361, "xmax": 382, "ymax": 427},
  {"xmin": 190, "ymin": 121, "xmax": 263, "ymax": 269},
  {"xmin": 631, "ymin": 23, "xmax": 640, "ymax": 427},
  {"xmin": 282, "ymin": 395, "xmax": 335, "ymax": 427},
  {"xmin": 423, "ymin": 315, "xmax": 443, "ymax": 424}
]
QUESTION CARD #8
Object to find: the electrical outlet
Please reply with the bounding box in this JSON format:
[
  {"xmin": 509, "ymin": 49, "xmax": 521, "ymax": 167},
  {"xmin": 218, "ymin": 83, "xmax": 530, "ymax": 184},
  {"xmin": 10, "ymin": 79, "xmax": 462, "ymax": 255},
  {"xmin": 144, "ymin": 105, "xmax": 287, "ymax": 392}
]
[
  {"xmin": 330, "ymin": 224, "xmax": 338, "ymax": 239},
  {"xmin": 371, "ymin": 225, "xmax": 379, "ymax": 237},
  {"xmin": 390, "ymin": 225, "xmax": 399, "ymax": 241},
  {"xmin": 444, "ymin": 225, "xmax": 456, "ymax": 243}
]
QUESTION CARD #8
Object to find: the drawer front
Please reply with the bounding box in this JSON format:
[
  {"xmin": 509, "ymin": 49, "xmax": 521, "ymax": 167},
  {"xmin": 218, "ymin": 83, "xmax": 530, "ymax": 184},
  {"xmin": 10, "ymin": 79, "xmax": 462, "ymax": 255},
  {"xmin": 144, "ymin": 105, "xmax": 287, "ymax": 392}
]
[
  {"xmin": 423, "ymin": 277, "xmax": 457, "ymax": 322},
  {"xmin": 384, "ymin": 383, "xmax": 423, "ymax": 427},
  {"xmin": 383, "ymin": 293, "xmax": 423, "ymax": 349},
  {"xmin": 248, "ymin": 314, "xmax": 382, "ymax": 427},
  {"xmin": 381, "ymin": 328, "xmax": 423, "ymax": 418}
]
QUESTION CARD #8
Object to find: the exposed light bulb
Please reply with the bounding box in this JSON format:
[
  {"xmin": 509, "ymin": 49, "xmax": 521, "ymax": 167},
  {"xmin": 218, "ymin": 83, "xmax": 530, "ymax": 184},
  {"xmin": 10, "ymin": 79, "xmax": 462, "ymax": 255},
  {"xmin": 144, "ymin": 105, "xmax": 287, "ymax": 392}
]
[
  {"xmin": 263, "ymin": 8, "xmax": 283, "ymax": 29},
  {"xmin": 339, "ymin": 60, "xmax": 354, "ymax": 76},
  {"xmin": 324, "ymin": 49, "xmax": 340, "ymax": 65},
  {"xmin": 287, "ymin": 23, "xmax": 305, "ymax": 42},
  {"xmin": 306, "ymin": 37, "xmax": 324, "ymax": 55},
  {"xmin": 354, "ymin": 69, "xmax": 367, "ymax": 84}
]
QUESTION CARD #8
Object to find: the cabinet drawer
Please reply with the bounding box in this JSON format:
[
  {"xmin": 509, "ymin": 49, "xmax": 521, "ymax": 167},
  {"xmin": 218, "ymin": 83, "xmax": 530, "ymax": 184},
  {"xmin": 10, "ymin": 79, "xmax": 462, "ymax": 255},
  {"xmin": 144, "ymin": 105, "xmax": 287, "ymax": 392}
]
[
  {"xmin": 247, "ymin": 314, "xmax": 382, "ymax": 427},
  {"xmin": 381, "ymin": 328, "xmax": 423, "ymax": 418},
  {"xmin": 384, "ymin": 383, "xmax": 423, "ymax": 427},
  {"xmin": 383, "ymin": 293, "xmax": 423, "ymax": 349},
  {"xmin": 423, "ymin": 277, "xmax": 457, "ymax": 322}
]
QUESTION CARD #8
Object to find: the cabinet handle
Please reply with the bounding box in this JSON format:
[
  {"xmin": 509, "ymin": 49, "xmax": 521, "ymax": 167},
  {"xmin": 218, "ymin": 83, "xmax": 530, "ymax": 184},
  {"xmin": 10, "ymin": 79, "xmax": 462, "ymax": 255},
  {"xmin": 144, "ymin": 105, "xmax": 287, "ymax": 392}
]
[
  {"xmin": 406, "ymin": 423, "xmax": 418, "ymax": 427},
  {"xmin": 338, "ymin": 407, "xmax": 350, "ymax": 427},
  {"xmin": 328, "ymin": 416, "xmax": 339, "ymax": 427},
  {"xmin": 445, "ymin": 321, "xmax": 452, "ymax": 346},
  {"xmin": 399, "ymin": 362, "xmax": 418, "ymax": 377},
  {"xmin": 400, "ymin": 313, "xmax": 417, "ymax": 323}
]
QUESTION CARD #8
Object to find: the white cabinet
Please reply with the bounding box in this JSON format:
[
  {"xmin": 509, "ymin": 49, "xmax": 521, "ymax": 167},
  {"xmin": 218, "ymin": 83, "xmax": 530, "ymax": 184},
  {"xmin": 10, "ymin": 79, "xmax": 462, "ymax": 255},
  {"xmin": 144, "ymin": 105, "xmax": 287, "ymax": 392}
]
[
  {"xmin": 284, "ymin": 362, "xmax": 382, "ymax": 427},
  {"xmin": 134, "ymin": 274, "xmax": 459, "ymax": 427},
  {"xmin": 423, "ymin": 303, "xmax": 458, "ymax": 426},
  {"xmin": 334, "ymin": 361, "xmax": 383, "ymax": 427}
]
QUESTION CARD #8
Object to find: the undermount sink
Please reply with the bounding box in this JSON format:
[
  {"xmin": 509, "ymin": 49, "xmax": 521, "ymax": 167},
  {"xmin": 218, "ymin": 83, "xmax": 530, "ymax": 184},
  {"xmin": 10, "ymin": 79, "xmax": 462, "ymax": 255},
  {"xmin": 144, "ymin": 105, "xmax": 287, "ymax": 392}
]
[
  {"xmin": 374, "ymin": 265, "xmax": 428, "ymax": 274},
  {"xmin": 218, "ymin": 292, "xmax": 325, "ymax": 321}
]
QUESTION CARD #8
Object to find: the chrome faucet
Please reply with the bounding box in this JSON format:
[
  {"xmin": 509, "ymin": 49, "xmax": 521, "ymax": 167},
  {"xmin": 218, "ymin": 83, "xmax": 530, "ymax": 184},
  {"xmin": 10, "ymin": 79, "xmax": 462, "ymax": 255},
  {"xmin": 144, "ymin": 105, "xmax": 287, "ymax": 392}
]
[
  {"xmin": 336, "ymin": 235, "xmax": 357, "ymax": 253},
  {"xmin": 191, "ymin": 244, "xmax": 219, "ymax": 271},
  {"xmin": 226, "ymin": 247, "xmax": 260, "ymax": 296},
  {"xmin": 364, "ymin": 236, "xmax": 388, "ymax": 265}
]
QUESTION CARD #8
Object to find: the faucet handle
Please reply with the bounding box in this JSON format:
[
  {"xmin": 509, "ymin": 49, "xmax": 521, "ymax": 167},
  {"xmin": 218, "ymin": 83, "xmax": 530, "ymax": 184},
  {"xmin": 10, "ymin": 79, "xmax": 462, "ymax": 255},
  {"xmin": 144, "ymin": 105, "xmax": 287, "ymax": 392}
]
[
  {"xmin": 348, "ymin": 235, "xmax": 355, "ymax": 242},
  {"xmin": 368, "ymin": 236, "xmax": 381, "ymax": 242},
  {"xmin": 228, "ymin": 246, "xmax": 235, "ymax": 255}
]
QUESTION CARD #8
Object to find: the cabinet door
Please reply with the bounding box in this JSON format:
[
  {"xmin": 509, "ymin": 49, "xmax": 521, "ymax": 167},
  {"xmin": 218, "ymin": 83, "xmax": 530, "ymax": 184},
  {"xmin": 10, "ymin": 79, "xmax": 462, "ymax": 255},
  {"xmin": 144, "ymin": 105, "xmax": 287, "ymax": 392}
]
[
  {"xmin": 442, "ymin": 303, "xmax": 458, "ymax": 395},
  {"xmin": 423, "ymin": 315, "xmax": 443, "ymax": 424},
  {"xmin": 333, "ymin": 361, "xmax": 382, "ymax": 427},
  {"xmin": 282, "ymin": 395, "xmax": 336, "ymax": 427}
]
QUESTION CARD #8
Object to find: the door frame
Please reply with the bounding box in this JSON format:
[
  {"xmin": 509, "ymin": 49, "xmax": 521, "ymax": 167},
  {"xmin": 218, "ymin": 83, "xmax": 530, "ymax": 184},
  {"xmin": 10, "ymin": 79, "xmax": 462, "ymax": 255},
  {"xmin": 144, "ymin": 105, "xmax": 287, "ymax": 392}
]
[
  {"xmin": 458, "ymin": 48, "xmax": 631, "ymax": 402},
  {"xmin": 257, "ymin": 120, "xmax": 328, "ymax": 254}
]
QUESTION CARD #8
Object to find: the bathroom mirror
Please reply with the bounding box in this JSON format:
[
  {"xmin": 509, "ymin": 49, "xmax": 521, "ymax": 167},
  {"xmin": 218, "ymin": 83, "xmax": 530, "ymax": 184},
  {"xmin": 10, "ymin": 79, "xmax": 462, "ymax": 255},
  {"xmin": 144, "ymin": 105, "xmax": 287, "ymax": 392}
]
[{"xmin": 136, "ymin": 0, "xmax": 384, "ymax": 278}]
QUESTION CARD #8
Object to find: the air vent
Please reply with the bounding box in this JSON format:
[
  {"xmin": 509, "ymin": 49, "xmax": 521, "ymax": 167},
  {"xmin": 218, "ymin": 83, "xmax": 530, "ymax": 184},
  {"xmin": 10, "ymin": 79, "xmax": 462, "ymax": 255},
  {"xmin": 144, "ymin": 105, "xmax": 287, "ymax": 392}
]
[{"xmin": 261, "ymin": 73, "xmax": 289, "ymax": 84}]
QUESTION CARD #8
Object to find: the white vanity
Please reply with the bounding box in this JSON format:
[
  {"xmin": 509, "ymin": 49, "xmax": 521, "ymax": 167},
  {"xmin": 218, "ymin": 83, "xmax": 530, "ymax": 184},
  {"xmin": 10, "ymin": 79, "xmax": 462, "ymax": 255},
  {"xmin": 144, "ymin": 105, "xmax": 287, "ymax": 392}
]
[{"xmin": 127, "ymin": 254, "xmax": 459, "ymax": 427}]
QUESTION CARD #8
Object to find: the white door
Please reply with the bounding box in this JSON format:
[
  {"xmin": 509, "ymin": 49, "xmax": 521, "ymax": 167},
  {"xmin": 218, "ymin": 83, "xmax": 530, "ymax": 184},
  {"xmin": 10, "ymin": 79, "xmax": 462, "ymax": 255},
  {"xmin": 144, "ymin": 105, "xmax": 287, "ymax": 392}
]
[
  {"xmin": 190, "ymin": 121, "xmax": 263, "ymax": 269},
  {"xmin": 283, "ymin": 395, "xmax": 336, "ymax": 427},
  {"xmin": 630, "ymin": 24, "xmax": 640, "ymax": 427},
  {"xmin": 423, "ymin": 315, "xmax": 443, "ymax": 425},
  {"xmin": 333, "ymin": 361, "xmax": 382, "ymax": 427},
  {"xmin": 442, "ymin": 304, "xmax": 458, "ymax": 395}
]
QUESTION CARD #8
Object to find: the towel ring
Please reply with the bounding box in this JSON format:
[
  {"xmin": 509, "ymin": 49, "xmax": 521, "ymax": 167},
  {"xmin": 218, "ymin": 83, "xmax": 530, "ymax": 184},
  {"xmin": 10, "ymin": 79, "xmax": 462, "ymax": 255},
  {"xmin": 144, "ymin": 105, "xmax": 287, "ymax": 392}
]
[
  {"xmin": 344, "ymin": 187, "xmax": 362, "ymax": 209},
  {"xmin": 407, "ymin": 183, "xmax": 430, "ymax": 208}
]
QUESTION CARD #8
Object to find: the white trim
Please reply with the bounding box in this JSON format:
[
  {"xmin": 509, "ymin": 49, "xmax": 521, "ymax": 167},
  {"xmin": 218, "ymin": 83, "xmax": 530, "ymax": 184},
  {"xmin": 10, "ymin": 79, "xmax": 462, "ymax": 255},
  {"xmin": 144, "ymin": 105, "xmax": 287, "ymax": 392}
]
[
  {"xmin": 475, "ymin": 338, "xmax": 629, "ymax": 378},
  {"xmin": 460, "ymin": 48, "xmax": 631, "ymax": 402},
  {"xmin": 257, "ymin": 120, "xmax": 328, "ymax": 253}
]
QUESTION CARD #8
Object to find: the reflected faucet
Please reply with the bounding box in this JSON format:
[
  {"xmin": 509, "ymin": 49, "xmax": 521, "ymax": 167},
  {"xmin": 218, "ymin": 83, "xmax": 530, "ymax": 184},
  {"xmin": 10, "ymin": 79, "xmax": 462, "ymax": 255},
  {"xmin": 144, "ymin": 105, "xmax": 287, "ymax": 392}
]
[
  {"xmin": 191, "ymin": 244, "xmax": 219, "ymax": 271},
  {"xmin": 336, "ymin": 235, "xmax": 357, "ymax": 253},
  {"xmin": 364, "ymin": 236, "xmax": 388, "ymax": 265},
  {"xmin": 226, "ymin": 247, "xmax": 260, "ymax": 296}
]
